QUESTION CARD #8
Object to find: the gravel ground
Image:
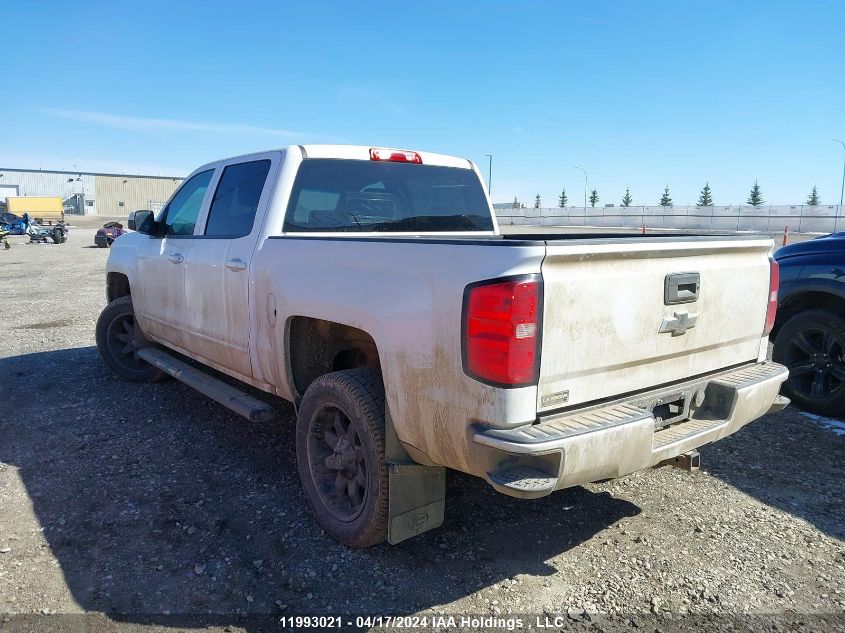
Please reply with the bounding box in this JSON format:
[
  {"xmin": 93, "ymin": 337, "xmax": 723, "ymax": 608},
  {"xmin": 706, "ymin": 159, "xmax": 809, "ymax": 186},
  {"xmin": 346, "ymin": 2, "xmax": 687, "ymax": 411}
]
[{"xmin": 1, "ymin": 228, "xmax": 843, "ymax": 633}]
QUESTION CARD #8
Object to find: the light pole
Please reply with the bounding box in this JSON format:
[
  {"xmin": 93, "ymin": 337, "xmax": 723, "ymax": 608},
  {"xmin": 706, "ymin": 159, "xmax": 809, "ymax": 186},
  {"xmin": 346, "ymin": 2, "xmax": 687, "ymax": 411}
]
[
  {"xmin": 835, "ymin": 139, "xmax": 845, "ymax": 206},
  {"xmin": 485, "ymin": 154, "xmax": 493, "ymax": 196},
  {"xmin": 574, "ymin": 166, "xmax": 588, "ymax": 208}
]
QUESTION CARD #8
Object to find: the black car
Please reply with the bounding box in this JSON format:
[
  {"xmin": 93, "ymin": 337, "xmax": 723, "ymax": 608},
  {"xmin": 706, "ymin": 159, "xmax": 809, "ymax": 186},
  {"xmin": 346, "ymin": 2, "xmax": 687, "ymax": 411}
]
[{"xmin": 772, "ymin": 232, "xmax": 845, "ymax": 415}]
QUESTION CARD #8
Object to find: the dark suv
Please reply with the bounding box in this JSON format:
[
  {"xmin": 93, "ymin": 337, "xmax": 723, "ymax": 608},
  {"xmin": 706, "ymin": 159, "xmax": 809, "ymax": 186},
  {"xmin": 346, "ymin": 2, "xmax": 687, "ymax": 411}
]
[{"xmin": 773, "ymin": 232, "xmax": 845, "ymax": 415}]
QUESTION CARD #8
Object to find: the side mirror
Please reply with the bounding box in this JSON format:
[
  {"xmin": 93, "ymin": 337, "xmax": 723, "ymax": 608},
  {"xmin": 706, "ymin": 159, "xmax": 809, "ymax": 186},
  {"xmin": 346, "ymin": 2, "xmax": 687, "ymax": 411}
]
[{"xmin": 128, "ymin": 209, "xmax": 155, "ymax": 234}]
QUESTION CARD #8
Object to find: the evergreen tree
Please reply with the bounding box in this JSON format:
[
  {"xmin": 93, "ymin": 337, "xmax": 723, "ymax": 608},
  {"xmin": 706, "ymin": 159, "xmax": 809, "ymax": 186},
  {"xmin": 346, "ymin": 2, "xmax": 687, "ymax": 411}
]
[
  {"xmin": 512, "ymin": 197, "xmax": 520, "ymax": 209},
  {"xmin": 589, "ymin": 189, "xmax": 599, "ymax": 207},
  {"xmin": 806, "ymin": 186, "xmax": 820, "ymax": 206},
  {"xmin": 697, "ymin": 182, "xmax": 713, "ymax": 206},
  {"xmin": 534, "ymin": 194, "xmax": 541, "ymax": 209},
  {"xmin": 659, "ymin": 186, "xmax": 672, "ymax": 207},
  {"xmin": 621, "ymin": 188, "xmax": 633, "ymax": 207},
  {"xmin": 558, "ymin": 188, "xmax": 568, "ymax": 208},
  {"xmin": 747, "ymin": 180, "xmax": 764, "ymax": 207}
]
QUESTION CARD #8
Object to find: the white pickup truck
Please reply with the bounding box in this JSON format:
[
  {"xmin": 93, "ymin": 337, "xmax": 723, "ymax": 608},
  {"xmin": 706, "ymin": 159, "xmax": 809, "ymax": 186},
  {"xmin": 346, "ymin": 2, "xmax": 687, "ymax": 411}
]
[{"xmin": 97, "ymin": 145, "xmax": 788, "ymax": 547}]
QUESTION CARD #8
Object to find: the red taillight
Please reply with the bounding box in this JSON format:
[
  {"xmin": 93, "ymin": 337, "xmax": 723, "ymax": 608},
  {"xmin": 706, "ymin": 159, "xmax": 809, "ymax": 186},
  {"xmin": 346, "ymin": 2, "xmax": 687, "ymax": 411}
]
[
  {"xmin": 369, "ymin": 147, "xmax": 423, "ymax": 164},
  {"xmin": 463, "ymin": 277, "xmax": 541, "ymax": 386},
  {"xmin": 764, "ymin": 258, "xmax": 779, "ymax": 336}
]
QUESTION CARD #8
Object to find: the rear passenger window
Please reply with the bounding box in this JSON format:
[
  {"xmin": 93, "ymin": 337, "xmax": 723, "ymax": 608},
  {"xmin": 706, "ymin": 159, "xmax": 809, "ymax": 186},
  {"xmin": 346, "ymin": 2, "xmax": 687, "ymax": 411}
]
[{"xmin": 204, "ymin": 160, "xmax": 271, "ymax": 237}]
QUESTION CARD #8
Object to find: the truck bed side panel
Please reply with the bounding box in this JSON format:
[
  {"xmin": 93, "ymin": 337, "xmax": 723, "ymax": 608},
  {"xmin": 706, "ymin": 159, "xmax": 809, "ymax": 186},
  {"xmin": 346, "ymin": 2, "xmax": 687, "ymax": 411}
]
[{"xmin": 252, "ymin": 237, "xmax": 545, "ymax": 473}]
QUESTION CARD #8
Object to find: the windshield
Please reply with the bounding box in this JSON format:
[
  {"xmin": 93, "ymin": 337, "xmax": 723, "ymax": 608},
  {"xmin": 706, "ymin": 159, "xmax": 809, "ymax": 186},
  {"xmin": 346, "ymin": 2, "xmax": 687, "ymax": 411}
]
[{"xmin": 283, "ymin": 159, "xmax": 494, "ymax": 232}]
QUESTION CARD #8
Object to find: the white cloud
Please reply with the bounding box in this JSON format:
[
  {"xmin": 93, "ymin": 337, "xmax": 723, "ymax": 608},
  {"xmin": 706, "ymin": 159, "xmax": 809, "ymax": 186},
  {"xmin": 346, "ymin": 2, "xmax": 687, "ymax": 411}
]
[{"xmin": 39, "ymin": 108, "xmax": 326, "ymax": 139}]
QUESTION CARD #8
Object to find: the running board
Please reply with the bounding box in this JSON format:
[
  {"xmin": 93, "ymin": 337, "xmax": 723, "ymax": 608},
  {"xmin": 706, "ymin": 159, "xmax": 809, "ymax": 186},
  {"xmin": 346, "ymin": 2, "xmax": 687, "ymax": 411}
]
[{"xmin": 137, "ymin": 347, "xmax": 276, "ymax": 422}]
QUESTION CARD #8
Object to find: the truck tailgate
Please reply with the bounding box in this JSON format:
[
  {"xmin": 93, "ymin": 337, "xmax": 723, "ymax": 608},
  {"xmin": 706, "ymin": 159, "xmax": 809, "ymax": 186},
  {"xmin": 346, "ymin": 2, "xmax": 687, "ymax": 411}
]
[{"xmin": 537, "ymin": 237, "xmax": 772, "ymax": 412}]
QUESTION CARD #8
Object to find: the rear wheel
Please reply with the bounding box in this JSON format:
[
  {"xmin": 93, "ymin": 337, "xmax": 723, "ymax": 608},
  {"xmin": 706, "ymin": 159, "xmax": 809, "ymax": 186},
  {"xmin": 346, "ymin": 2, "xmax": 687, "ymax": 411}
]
[
  {"xmin": 773, "ymin": 309, "xmax": 845, "ymax": 415},
  {"xmin": 96, "ymin": 296, "xmax": 167, "ymax": 382},
  {"xmin": 296, "ymin": 368, "xmax": 388, "ymax": 548}
]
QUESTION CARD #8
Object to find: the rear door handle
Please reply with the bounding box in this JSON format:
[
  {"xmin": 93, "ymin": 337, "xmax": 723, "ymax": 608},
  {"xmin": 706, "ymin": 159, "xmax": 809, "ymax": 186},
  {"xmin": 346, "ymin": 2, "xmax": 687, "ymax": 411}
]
[
  {"xmin": 168, "ymin": 253, "xmax": 184, "ymax": 264},
  {"xmin": 225, "ymin": 258, "xmax": 248, "ymax": 272}
]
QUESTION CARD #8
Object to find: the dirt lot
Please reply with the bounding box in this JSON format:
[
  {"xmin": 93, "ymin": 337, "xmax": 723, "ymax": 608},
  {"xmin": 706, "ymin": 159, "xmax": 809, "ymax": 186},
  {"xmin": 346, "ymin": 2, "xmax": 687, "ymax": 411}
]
[{"xmin": 1, "ymin": 227, "xmax": 843, "ymax": 632}]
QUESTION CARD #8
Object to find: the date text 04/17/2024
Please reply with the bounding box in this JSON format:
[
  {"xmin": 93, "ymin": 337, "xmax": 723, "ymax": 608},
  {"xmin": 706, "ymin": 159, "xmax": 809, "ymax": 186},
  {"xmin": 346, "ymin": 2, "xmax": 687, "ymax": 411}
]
[{"xmin": 276, "ymin": 615, "xmax": 586, "ymax": 630}]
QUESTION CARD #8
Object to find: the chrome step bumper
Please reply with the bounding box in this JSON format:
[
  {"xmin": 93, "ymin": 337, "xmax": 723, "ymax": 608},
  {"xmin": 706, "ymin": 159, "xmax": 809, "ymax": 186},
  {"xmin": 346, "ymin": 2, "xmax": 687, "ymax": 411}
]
[{"xmin": 474, "ymin": 361, "xmax": 789, "ymax": 498}]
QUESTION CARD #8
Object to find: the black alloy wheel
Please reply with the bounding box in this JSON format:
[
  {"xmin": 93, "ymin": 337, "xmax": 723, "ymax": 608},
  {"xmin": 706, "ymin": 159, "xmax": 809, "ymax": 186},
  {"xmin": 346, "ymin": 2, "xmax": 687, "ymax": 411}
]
[{"xmin": 773, "ymin": 309, "xmax": 845, "ymax": 415}]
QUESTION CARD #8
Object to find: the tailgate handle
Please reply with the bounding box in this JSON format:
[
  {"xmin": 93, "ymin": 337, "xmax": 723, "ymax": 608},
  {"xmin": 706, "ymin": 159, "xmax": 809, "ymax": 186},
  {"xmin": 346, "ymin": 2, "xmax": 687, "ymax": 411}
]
[{"xmin": 665, "ymin": 272, "xmax": 699, "ymax": 304}]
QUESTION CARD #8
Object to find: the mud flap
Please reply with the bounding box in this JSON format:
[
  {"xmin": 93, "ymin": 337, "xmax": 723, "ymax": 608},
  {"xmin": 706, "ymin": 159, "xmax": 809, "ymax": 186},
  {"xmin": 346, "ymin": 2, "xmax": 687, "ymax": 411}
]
[{"xmin": 385, "ymin": 409, "xmax": 445, "ymax": 545}]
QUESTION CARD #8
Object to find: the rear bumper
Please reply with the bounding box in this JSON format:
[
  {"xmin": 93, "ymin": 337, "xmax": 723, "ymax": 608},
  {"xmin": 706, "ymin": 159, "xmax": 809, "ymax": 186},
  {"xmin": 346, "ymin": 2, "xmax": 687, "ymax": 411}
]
[{"xmin": 472, "ymin": 361, "xmax": 789, "ymax": 498}]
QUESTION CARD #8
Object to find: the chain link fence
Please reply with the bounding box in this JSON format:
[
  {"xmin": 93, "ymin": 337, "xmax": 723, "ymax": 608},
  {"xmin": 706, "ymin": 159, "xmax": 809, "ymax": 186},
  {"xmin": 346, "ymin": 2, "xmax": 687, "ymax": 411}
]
[{"xmin": 496, "ymin": 204, "xmax": 845, "ymax": 233}]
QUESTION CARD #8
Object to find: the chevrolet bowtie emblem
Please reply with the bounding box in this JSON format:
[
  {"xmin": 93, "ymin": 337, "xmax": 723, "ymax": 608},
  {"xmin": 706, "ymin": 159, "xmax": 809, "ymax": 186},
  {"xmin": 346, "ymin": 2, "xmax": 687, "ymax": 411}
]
[{"xmin": 659, "ymin": 311, "xmax": 699, "ymax": 336}]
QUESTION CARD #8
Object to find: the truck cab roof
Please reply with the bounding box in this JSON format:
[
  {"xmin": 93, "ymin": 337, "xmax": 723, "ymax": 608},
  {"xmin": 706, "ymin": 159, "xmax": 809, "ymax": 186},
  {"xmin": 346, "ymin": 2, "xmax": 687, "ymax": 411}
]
[{"xmin": 194, "ymin": 145, "xmax": 478, "ymax": 173}]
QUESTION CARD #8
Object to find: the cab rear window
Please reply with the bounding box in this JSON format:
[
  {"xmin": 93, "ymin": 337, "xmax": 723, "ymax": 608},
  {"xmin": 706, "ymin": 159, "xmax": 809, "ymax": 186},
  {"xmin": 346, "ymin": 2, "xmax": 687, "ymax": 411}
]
[{"xmin": 284, "ymin": 159, "xmax": 493, "ymax": 232}]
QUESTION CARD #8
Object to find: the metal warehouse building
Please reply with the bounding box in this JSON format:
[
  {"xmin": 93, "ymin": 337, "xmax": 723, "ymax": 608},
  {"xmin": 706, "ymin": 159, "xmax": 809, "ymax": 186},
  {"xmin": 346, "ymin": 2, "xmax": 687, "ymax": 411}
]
[{"xmin": 0, "ymin": 167, "xmax": 183, "ymax": 216}]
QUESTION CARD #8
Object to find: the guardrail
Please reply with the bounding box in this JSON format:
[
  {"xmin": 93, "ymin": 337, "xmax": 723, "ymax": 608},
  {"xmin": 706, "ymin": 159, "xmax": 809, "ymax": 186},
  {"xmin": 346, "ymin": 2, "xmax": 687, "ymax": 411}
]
[{"xmin": 495, "ymin": 204, "xmax": 845, "ymax": 233}]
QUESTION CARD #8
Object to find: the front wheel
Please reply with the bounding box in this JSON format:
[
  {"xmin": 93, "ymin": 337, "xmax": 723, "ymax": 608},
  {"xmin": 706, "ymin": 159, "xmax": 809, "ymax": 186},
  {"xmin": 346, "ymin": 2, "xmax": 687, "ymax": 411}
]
[
  {"xmin": 296, "ymin": 368, "xmax": 389, "ymax": 548},
  {"xmin": 773, "ymin": 309, "xmax": 845, "ymax": 415},
  {"xmin": 95, "ymin": 296, "xmax": 167, "ymax": 382}
]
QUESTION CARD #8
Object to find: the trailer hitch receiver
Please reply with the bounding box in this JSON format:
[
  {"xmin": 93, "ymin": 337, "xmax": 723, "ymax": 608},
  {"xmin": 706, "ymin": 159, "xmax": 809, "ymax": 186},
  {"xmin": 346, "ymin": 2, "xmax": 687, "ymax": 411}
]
[{"xmin": 658, "ymin": 449, "xmax": 700, "ymax": 472}]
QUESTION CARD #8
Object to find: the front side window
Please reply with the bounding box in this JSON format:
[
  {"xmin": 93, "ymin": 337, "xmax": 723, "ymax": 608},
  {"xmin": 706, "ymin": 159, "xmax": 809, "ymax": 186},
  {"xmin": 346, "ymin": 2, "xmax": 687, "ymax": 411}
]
[
  {"xmin": 161, "ymin": 169, "xmax": 213, "ymax": 236},
  {"xmin": 284, "ymin": 160, "xmax": 493, "ymax": 232},
  {"xmin": 204, "ymin": 160, "xmax": 271, "ymax": 237}
]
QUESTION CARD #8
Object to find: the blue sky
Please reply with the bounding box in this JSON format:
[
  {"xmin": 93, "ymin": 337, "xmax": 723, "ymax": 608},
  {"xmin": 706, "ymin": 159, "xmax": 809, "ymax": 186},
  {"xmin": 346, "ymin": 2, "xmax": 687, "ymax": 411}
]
[{"xmin": 3, "ymin": 1, "xmax": 844, "ymax": 206}]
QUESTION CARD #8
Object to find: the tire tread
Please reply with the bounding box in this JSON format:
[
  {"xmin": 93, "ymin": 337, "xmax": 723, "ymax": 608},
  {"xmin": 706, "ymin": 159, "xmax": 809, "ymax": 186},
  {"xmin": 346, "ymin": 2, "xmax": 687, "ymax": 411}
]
[
  {"xmin": 296, "ymin": 368, "xmax": 388, "ymax": 548},
  {"xmin": 95, "ymin": 295, "xmax": 167, "ymax": 383}
]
